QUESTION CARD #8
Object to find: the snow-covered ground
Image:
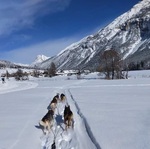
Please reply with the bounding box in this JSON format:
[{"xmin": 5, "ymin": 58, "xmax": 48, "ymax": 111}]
[{"xmin": 0, "ymin": 70, "xmax": 150, "ymax": 149}]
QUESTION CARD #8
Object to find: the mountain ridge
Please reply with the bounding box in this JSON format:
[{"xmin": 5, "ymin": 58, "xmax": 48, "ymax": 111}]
[{"xmin": 38, "ymin": 0, "xmax": 150, "ymax": 70}]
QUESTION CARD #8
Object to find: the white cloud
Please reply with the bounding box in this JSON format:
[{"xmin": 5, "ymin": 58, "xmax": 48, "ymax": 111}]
[
  {"xmin": 0, "ymin": 0, "xmax": 71, "ymax": 36},
  {"xmin": 2, "ymin": 36, "xmax": 80, "ymax": 64}
]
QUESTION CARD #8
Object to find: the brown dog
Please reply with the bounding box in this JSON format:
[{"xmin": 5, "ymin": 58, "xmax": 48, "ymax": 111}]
[
  {"xmin": 39, "ymin": 109, "xmax": 54, "ymax": 134},
  {"xmin": 64, "ymin": 105, "xmax": 73, "ymax": 129},
  {"xmin": 49, "ymin": 94, "xmax": 59, "ymax": 111}
]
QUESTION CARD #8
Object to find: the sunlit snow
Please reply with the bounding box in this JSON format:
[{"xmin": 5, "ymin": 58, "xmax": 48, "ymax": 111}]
[{"xmin": 0, "ymin": 69, "xmax": 150, "ymax": 149}]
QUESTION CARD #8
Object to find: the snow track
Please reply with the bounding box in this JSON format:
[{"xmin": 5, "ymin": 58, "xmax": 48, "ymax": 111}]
[
  {"xmin": 67, "ymin": 89, "xmax": 101, "ymax": 149},
  {"xmin": 0, "ymin": 80, "xmax": 38, "ymax": 94},
  {"xmin": 39, "ymin": 88, "xmax": 98, "ymax": 149}
]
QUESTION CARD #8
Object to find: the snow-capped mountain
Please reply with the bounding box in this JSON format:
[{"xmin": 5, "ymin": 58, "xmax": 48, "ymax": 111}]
[
  {"xmin": 0, "ymin": 60, "xmax": 31, "ymax": 69},
  {"xmin": 40, "ymin": 0, "xmax": 150, "ymax": 70},
  {"xmin": 31, "ymin": 55, "xmax": 50, "ymax": 67},
  {"xmin": 0, "ymin": 60, "xmax": 18, "ymax": 68}
]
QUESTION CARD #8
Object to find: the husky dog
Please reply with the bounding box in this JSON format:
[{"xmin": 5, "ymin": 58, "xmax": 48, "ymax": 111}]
[
  {"xmin": 49, "ymin": 94, "xmax": 59, "ymax": 111},
  {"xmin": 39, "ymin": 109, "xmax": 54, "ymax": 134},
  {"xmin": 60, "ymin": 93, "xmax": 66, "ymax": 102},
  {"xmin": 64, "ymin": 105, "xmax": 73, "ymax": 129}
]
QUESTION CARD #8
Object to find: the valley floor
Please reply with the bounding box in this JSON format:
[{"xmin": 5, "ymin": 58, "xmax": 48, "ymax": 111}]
[{"xmin": 0, "ymin": 73, "xmax": 150, "ymax": 149}]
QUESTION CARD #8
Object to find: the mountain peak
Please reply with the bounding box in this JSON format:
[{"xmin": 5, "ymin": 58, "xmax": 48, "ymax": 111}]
[
  {"xmin": 36, "ymin": 55, "xmax": 49, "ymax": 61},
  {"xmin": 31, "ymin": 55, "xmax": 50, "ymax": 66}
]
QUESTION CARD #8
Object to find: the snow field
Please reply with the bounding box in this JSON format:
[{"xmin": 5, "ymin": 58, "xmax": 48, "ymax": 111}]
[{"xmin": 0, "ymin": 70, "xmax": 150, "ymax": 149}]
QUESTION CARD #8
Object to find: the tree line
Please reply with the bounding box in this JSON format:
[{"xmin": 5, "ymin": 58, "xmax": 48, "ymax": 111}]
[{"xmin": 97, "ymin": 49, "xmax": 149, "ymax": 80}]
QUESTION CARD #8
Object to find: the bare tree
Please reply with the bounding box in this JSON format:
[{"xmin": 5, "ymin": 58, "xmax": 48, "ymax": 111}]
[
  {"xmin": 32, "ymin": 66, "xmax": 40, "ymax": 78},
  {"xmin": 76, "ymin": 70, "xmax": 81, "ymax": 79},
  {"xmin": 15, "ymin": 69, "xmax": 24, "ymax": 80},
  {"xmin": 6, "ymin": 70, "xmax": 10, "ymax": 79},
  {"xmin": 48, "ymin": 62, "xmax": 56, "ymax": 77},
  {"xmin": 98, "ymin": 49, "xmax": 124, "ymax": 79},
  {"xmin": 14, "ymin": 69, "xmax": 29, "ymax": 81}
]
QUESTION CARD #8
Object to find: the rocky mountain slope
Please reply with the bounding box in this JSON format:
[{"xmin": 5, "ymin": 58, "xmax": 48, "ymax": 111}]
[
  {"xmin": 1, "ymin": 1, "xmax": 149, "ymax": 71},
  {"xmin": 38, "ymin": 0, "xmax": 150, "ymax": 70}
]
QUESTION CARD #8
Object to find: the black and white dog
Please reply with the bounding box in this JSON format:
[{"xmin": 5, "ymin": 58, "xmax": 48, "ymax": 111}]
[{"xmin": 39, "ymin": 109, "xmax": 54, "ymax": 134}]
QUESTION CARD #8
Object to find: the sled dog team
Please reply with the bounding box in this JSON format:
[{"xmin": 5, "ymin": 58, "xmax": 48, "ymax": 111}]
[{"xmin": 39, "ymin": 93, "xmax": 74, "ymax": 134}]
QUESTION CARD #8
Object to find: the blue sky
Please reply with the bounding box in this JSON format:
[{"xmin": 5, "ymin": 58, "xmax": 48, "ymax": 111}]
[{"xmin": 0, "ymin": 0, "xmax": 140, "ymax": 64}]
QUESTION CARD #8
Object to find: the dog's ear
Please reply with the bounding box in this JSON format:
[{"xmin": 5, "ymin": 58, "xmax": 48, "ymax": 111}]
[{"xmin": 61, "ymin": 93, "xmax": 64, "ymax": 96}]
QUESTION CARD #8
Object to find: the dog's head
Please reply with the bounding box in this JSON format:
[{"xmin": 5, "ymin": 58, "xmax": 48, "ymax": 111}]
[
  {"xmin": 60, "ymin": 93, "xmax": 65, "ymax": 98},
  {"xmin": 55, "ymin": 93, "xmax": 59, "ymax": 99},
  {"xmin": 52, "ymin": 94, "xmax": 59, "ymax": 102},
  {"xmin": 65, "ymin": 105, "xmax": 71, "ymax": 111},
  {"xmin": 60, "ymin": 93, "xmax": 66, "ymax": 101}
]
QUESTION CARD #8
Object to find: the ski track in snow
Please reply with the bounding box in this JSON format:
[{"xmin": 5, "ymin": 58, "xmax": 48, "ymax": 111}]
[
  {"xmin": 0, "ymin": 80, "xmax": 38, "ymax": 94},
  {"xmin": 39, "ymin": 86, "xmax": 99, "ymax": 149},
  {"xmin": 67, "ymin": 89, "xmax": 101, "ymax": 149}
]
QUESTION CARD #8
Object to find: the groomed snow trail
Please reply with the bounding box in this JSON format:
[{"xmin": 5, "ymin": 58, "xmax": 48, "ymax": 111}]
[{"xmin": 39, "ymin": 88, "xmax": 98, "ymax": 149}]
